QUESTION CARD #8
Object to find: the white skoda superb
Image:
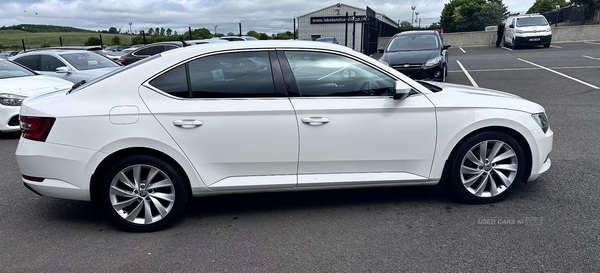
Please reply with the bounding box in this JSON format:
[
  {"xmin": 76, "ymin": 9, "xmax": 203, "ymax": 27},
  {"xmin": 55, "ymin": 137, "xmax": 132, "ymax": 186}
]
[{"xmin": 15, "ymin": 41, "xmax": 553, "ymax": 231}]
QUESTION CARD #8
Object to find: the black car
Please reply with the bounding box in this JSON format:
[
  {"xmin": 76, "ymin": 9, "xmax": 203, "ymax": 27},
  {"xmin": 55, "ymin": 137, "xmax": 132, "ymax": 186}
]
[
  {"xmin": 378, "ymin": 31, "xmax": 450, "ymax": 81},
  {"xmin": 118, "ymin": 42, "xmax": 184, "ymax": 65}
]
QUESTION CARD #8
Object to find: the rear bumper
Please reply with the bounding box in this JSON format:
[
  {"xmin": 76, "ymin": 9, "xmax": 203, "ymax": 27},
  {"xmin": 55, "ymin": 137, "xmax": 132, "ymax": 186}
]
[{"xmin": 16, "ymin": 138, "xmax": 103, "ymax": 201}]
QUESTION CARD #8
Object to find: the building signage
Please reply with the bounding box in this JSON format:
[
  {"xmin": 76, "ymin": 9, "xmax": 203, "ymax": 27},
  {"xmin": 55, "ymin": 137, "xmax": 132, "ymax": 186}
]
[{"xmin": 310, "ymin": 15, "xmax": 367, "ymax": 24}]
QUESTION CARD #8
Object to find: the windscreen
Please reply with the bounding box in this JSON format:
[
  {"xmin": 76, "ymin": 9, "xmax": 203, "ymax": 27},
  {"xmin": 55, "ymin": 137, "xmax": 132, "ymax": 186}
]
[
  {"xmin": 0, "ymin": 60, "xmax": 36, "ymax": 79},
  {"xmin": 386, "ymin": 35, "xmax": 440, "ymax": 51},
  {"xmin": 60, "ymin": 52, "xmax": 120, "ymax": 70},
  {"xmin": 516, "ymin": 17, "xmax": 549, "ymax": 27}
]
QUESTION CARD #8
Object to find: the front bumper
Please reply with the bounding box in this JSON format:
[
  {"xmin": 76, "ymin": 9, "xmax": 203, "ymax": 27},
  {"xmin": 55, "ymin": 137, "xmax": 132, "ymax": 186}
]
[
  {"xmin": 392, "ymin": 64, "xmax": 444, "ymax": 81},
  {"xmin": 527, "ymin": 127, "xmax": 553, "ymax": 181},
  {"xmin": 515, "ymin": 35, "xmax": 552, "ymax": 46},
  {"xmin": 0, "ymin": 105, "xmax": 21, "ymax": 133}
]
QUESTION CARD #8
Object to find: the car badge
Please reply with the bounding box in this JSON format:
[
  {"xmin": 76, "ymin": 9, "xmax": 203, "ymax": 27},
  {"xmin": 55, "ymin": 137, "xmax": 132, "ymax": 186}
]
[{"xmin": 403, "ymin": 64, "xmax": 410, "ymax": 68}]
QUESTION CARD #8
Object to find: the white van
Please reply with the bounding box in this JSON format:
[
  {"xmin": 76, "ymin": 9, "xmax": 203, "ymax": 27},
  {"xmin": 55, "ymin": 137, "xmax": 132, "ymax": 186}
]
[{"xmin": 504, "ymin": 14, "xmax": 552, "ymax": 49}]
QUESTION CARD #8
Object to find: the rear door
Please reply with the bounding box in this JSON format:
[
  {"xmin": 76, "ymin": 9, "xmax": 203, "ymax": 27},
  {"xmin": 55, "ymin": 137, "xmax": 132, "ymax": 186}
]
[{"xmin": 139, "ymin": 50, "xmax": 299, "ymax": 191}]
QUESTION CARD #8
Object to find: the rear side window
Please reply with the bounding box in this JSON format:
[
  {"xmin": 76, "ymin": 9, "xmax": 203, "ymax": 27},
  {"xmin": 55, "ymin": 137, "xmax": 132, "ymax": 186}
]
[
  {"xmin": 149, "ymin": 51, "xmax": 275, "ymax": 98},
  {"xmin": 135, "ymin": 45, "xmax": 163, "ymax": 56},
  {"xmin": 13, "ymin": 55, "xmax": 40, "ymax": 71}
]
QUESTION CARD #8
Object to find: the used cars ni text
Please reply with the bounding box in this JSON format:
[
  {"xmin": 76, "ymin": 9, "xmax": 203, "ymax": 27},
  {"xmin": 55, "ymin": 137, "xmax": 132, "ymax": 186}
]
[{"xmin": 16, "ymin": 41, "xmax": 552, "ymax": 231}]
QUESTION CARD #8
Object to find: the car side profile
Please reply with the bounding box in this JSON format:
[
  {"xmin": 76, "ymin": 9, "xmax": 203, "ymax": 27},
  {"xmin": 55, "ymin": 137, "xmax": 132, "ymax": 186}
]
[
  {"xmin": 16, "ymin": 41, "xmax": 552, "ymax": 231},
  {"xmin": 378, "ymin": 31, "xmax": 450, "ymax": 81}
]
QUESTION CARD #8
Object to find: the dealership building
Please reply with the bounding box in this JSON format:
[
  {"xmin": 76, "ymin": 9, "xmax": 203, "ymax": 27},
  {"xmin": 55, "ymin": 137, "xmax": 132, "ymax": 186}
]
[{"xmin": 297, "ymin": 3, "xmax": 399, "ymax": 54}]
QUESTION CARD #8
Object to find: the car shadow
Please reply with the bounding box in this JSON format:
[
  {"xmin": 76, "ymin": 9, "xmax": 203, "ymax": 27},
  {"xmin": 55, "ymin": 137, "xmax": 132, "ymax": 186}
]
[{"xmin": 0, "ymin": 132, "xmax": 21, "ymax": 139}]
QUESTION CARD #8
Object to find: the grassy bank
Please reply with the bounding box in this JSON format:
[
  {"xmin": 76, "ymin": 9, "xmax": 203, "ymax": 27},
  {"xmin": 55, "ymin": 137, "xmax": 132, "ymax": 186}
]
[{"xmin": 0, "ymin": 29, "xmax": 133, "ymax": 50}]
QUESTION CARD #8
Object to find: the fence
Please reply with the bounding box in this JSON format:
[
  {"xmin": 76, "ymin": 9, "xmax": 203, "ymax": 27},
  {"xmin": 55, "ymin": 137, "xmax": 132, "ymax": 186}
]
[{"xmin": 542, "ymin": 5, "xmax": 598, "ymax": 26}]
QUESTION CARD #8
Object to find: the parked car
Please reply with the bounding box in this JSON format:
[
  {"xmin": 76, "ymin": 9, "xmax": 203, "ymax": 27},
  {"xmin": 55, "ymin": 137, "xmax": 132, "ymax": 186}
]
[
  {"xmin": 504, "ymin": 14, "xmax": 552, "ymax": 49},
  {"xmin": 378, "ymin": 30, "xmax": 451, "ymax": 82},
  {"xmin": 10, "ymin": 49, "xmax": 121, "ymax": 83},
  {"xmin": 16, "ymin": 41, "xmax": 552, "ymax": 231},
  {"xmin": 0, "ymin": 51, "xmax": 19, "ymax": 59},
  {"xmin": 118, "ymin": 41, "xmax": 184, "ymax": 65},
  {"xmin": 316, "ymin": 36, "xmax": 339, "ymax": 44},
  {"xmin": 185, "ymin": 38, "xmax": 229, "ymax": 45},
  {"xmin": 103, "ymin": 45, "xmax": 130, "ymax": 53},
  {"xmin": 0, "ymin": 59, "xmax": 72, "ymax": 133},
  {"xmin": 104, "ymin": 47, "xmax": 138, "ymax": 62},
  {"xmin": 220, "ymin": 36, "xmax": 259, "ymax": 41}
]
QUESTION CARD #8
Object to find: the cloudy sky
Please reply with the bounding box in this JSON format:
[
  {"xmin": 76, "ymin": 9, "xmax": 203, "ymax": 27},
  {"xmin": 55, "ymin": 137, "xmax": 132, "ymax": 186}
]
[{"xmin": 0, "ymin": 0, "xmax": 537, "ymax": 34}]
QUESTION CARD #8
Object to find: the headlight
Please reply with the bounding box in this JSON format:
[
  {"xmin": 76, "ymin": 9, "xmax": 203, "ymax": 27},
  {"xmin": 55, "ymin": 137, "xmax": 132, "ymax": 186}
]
[
  {"xmin": 532, "ymin": 113, "xmax": 549, "ymax": 133},
  {"xmin": 425, "ymin": 57, "xmax": 441, "ymax": 68},
  {"xmin": 0, "ymin": 93, "xmax": 26, "ymax": 106},
  {"xmin": 544, "ymin": 27, "xmax": 551, "ymax": 32},
  {"xmin": 515, "ymin": 29, "xmax": 524, "ymax": 34}
]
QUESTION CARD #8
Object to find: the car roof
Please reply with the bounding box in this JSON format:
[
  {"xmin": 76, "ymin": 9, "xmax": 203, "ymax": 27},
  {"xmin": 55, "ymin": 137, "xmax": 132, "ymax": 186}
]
[
  {"xmin": 14, "ymin": 49, "xmax": 100, "ymax": 56},
  {"xmin": 134, "ymin": 41, "xmax": 184, "ymax": 49}
]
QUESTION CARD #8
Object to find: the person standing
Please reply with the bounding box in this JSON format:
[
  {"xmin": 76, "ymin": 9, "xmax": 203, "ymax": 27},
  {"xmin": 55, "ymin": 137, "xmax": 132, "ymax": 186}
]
[{"xmin": 496, "ymin": 22, "xmax": 506, "ymax": 47}]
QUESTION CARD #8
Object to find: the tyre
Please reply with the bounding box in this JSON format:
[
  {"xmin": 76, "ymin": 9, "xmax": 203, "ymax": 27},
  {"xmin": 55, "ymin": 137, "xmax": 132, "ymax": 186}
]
[
  {"xmin": 543, "ymin": 43, "xmax": 550, "ymax": 48},
  {"xmin": 447, "ymin": 131, "xmax": 526, "ymax": 204},
  {"xmin": 100, "ymin": 155, "xmax": 189, "ymax": 232},
  {"xmin": 511, "ymin": 39, "xmax": 518, "ymax": 49}
]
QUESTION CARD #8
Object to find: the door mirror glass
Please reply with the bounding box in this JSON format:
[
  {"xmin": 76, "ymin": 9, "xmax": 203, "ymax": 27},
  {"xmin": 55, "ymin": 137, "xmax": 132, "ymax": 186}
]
[{"xmin": 393, "ymin": 81, "xmax": 412, "ymax": 100}]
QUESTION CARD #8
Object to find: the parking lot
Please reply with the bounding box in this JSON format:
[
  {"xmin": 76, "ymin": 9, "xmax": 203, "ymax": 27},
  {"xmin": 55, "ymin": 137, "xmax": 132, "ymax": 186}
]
[{"xmin": 1, "ymin": 41, "xmax": 599, "ymax": 271}]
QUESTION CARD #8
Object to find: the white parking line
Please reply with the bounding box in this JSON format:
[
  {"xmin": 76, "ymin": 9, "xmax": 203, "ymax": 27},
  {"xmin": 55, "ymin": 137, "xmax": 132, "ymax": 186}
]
[
  {"xmin": 584, "ymin": 41, "xmax": 600, "ymax": 45},
  {"xmin": 518, "ymin": 58, "xmax": 599, "ymax": 89},
  {"xmin": 583, "ymin": 55, "xmax": 600, "ymax": 61},
  {"xmin": 549, "ymin": 45, "xmax": 562, "ymax": 48},
  {"xmin": 456, "ymin": 60, "xmax": 478, "ymax": 87},
  {"xmin": 501, "ymin": 46, "xmax": 512, "ymax": 51},
  {"xmin": 448, "ymin": 65, "xmax": 600, "ymax": 73},
  {"xmin": 459, "ymin": 47, "xmax": 466, "ymax": 53}
]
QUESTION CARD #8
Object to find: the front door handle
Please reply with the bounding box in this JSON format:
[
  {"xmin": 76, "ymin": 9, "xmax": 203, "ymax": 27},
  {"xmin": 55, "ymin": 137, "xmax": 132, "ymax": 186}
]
[
  {"xmin": 301, "ymin": 117, "xmax": 330, "ymax": 126},
  {"xmin": 173, "ymin": 119, "xmax": 203, "ymax": 129}
]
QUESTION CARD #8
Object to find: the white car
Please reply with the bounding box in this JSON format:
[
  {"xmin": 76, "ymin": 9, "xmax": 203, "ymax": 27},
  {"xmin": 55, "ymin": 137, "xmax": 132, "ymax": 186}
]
[
  {"xmin": 0, "ymin": 59, "xmax": 72, "ymax": 133},
  {"xmin": 15, "ymin": 41, "xmax": 553, "ymax": 231}
]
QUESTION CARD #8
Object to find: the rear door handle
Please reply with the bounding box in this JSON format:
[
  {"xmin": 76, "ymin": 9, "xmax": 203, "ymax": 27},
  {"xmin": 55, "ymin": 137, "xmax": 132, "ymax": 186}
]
[
  {"xmin": 301, "ymin": 117, "xmax": 330, "ymax": 126},
  {"xmin": 173, "ymin": 119, "xmax": 203, "ymax": 129}
]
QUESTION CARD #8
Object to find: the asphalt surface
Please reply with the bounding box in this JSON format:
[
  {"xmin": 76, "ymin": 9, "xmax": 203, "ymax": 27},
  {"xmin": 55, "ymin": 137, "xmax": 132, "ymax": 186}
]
[{"xmin": 1, "ymin": 42, "xmax": 599, "ymax": 271}]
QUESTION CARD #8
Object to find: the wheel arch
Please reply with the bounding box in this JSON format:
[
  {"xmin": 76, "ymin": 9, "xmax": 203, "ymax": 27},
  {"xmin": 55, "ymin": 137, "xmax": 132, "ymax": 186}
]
[
  {"xmin": 437, "ymin": 126, "xmax": 533, "ymax": 186},
  {"xmin": 90, "ymin": 147, "xmax": 194, "ymax": 205}
]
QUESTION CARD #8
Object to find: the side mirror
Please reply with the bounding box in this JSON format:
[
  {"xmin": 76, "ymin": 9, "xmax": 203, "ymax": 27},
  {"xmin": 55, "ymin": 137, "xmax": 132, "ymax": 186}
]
[
  {"xmin": 377, "ymin": 47, "xmax": 384, "ymax": 53},
  {"xmin": 443, "ymin": 44, "xmax": 451, "ymax": 50},
  {"xmin": 509, "ymin": 25, "xmax": 514, "ymax": 28},
  {"xmin": 393, "ymin": 81, "xmax": 412, "ymax": 100},
  {"xmin": 56, "ymin": 66, "xmax": 70, "ymax": 74}
]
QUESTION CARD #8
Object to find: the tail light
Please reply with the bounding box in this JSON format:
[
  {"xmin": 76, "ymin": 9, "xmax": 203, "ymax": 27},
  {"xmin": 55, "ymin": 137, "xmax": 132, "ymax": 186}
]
[
  {"xmin": 19, "ymin": 116, "xmax": 56, "ymax": 142},
  {"xmin": 118, "ymin": 58, "xmax": 125, "ymax": 65}
]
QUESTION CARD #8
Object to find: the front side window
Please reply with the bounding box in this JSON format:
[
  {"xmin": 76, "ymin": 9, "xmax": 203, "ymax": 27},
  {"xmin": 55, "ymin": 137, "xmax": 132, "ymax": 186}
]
[
  {"xmin": 149, "ymin": 51, "xmax": 276, "ymax": 99},
  {"xmin": 283, "ymin": 51, "xmax": 395, "ymax": 97},
  {"xmin": 0, "ymin": 60, "xmax": 36, "ymax": 79},
  {"xmin": 40, "ymin": 55, "xmax": 66, "ymax": 71}
]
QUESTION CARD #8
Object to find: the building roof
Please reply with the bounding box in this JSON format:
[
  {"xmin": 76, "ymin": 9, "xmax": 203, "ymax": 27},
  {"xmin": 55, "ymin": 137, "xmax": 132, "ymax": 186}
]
[{"xmin": 297, "ymin": 3, "xmax": 365, "ymax": 18}]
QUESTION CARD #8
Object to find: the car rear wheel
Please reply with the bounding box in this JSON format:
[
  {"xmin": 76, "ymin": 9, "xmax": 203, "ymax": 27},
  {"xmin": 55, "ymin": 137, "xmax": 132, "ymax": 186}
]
[
  {"xmin": 447, "ymin": 132, "xmax": 526, "ymax": 203},
  {"xmin": 100, "ymin": 155, "xmax": 189, "ymax": 232}
]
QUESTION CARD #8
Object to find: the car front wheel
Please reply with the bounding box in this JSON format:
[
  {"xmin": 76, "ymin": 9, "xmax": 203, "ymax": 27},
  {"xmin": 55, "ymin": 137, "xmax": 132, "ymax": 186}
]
[
  {"xmin": 448, "ymin": 132, "xmax": 526, "ymax": 203},
  {"xmin": 100, "ymin": 155, "xmax": 189, "ymax": 231}
]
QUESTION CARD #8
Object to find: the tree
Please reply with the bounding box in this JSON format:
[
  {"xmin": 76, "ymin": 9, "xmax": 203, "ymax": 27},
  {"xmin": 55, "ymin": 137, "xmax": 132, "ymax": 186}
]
[
  {"xmin": 174, "ymin": 31, "xmax": 178, "ymax": 36},
  {"xmin": 154, "ymin": 27, "xmax": 159, "ymax": 36},
  {"xmin": 246, "ymin": 30, "xmax": 260, "ymax": 39},
  {"xmin": 111, "ymin": 35, "xmax": 121, "ymax": 45},
  {"xmin": 160, "ymin": 27, "xmax": 165, "ymax": 36},
  {"xmin": 568, "ymin": 0, "xmax": 600, "ymax": 21},
  {"xmin": 147, "ymin": 28, "xmax": 154, "ymax": 35},
  {"xmin": 440, "ymin": 0, "xmax": 506, "ymax": 32},
  {"xmin": 227, "ymin": 32, "xmax": 236, "ymax": 36},
  {"xmin": 527, "ymin": 0, "xmax": 568, "ymax": 13},
  {"xmin": 166, "ymin": 28, "xmax": 173, "ymax": 36},
  {"xmin": 108, "ymin": 27, "xmax": 119, "ymax": 34},
  {"xmin": 399, "ymin": 21, "xmax": 412, "ymax": 31},
  {"xmin": 84, "ymin": 36, "xmax": 102, "ymax": 46},
  {"xmin": 259, "ymin": 33, "xmax": 269, "ymax": 40}
]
